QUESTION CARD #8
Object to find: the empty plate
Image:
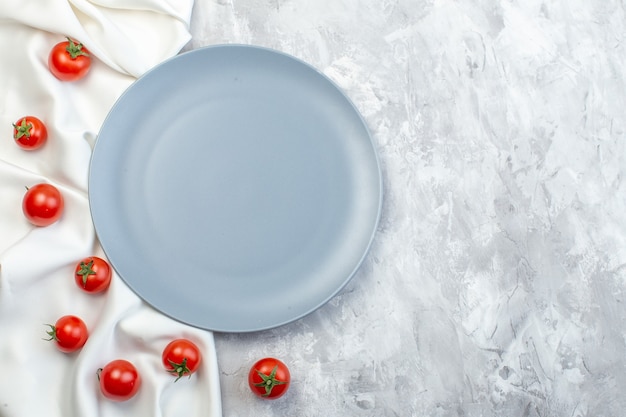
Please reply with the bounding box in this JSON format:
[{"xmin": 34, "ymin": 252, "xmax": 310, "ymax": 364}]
[{"xmin": 88, "ymin": 44, "xmax": 382, "ymax": 332}]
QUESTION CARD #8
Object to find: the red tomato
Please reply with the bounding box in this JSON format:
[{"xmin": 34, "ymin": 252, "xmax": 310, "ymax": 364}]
[
  {"xmin": 98, "ymin": 360, "xmax": 141, "ymax": 401},
  {"xmin": 248, "ymin": 357, "xmax": 290, "ymax": 399},
  {"xmin": 74, "ymin": 256, "xmax": 112, "ymax": 293},
  {"xmin": 12, "ymin": 116, "xmax": 48, "ymax": 150},
  {"xmin": 22, "ymin": 183, "xmax": 64, "ymax": 226},
  {"xmin": 44, "ymin": 315, "xmax": 88, "ymax": 353},
  {"xmin": 162, "ymin": 339, "xmax": 202, "ymax": 382},
  {"xmin": 48, "ymin": 38, "xmax": 91, "ymax": 81}
]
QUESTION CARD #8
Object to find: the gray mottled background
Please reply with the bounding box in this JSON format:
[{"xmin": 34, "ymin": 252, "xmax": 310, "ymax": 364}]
[{"xmin": 188, "ymin": 1, "xmax": 626, "ymax": 415}]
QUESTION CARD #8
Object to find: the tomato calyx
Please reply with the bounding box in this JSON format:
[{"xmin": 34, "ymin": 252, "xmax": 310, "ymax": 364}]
[
  {"xmin": 43, "ymin": 324, "xmax": 59, "ymax": 342},
  {"xmin": 13, "ymin": 118, "xmax": 32, "ymax": 139},
  {"xmin": 65, "ymin": 37, "xmax": 89, "ymax": 59},
  {"xmin": 76, "ymin": 259, "xmax": 96, "ymax": 287},
  {"xmin": 167, "ymin": 358, "xmax": 192, "ymax": 382},
  {"xmin": 253, "ymin": 365, "xmax": 288, "ymax": 397}
]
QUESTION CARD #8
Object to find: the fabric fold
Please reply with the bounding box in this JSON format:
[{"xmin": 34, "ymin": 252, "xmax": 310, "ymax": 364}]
[{"xmin": 0, "ymin": 0, "xmax": 193, "ymax": 77}]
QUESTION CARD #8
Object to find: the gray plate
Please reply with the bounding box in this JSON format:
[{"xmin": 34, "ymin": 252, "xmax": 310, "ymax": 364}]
[{"xmin": 89, "ymin": 45, "xmax": 382, "ymax": 332}]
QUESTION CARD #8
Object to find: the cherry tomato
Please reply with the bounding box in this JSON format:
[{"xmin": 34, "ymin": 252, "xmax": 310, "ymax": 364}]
[
  {"xmin": 48, "ymin": 38, "xmax": 91, "ymax": 81},
  {"xmin": 22, "ymin": 183, "xmax": 64, "ymax": 227},
  {"xmin": 74, "ymin": 256, "xmax": 112, "ymax": 294},
  {"xmin": 248, "ymin": 357, "xmax": 290, "ymax": 399},
  {"xmin": 98, "ymin": 359, "xmax": 141, "ymax": 402},
  {"xmin": 162, "ymin": 339, "xmax": 202, "ymax": 382},
  {"xmin": 44, "ymin": 315, "xmax": 88, "ymax": 353},
  {"xmin": 12, "ymin": 116, "xmax": 48, "ymax": 150}
]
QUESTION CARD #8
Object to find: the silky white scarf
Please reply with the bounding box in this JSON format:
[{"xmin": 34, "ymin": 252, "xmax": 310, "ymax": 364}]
[{"xmin": 0, "ymin": 1, "xmax": 221, "ymax": 416}]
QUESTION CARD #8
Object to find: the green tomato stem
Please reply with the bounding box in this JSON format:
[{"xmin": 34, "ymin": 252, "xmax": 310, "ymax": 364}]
[
  {"xmin": 13, "ymin": 118, "xmax": 31, "ymax": 139},
  {"xmin": 254, "ymin": 365, "xmax": 287, "ymax": 397},
  {"xmin": 168, "ymin": 358, "xmax": 192, "ymax": 382},
  {"xmin": 65, "ymin": 37, "xmax": 89, "ymax": 59}
]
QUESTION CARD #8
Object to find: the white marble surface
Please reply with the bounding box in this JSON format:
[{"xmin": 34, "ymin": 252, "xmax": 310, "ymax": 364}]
[{"xmin": 186, "ymin": 0, "xmax": 626, "ymax": 415}]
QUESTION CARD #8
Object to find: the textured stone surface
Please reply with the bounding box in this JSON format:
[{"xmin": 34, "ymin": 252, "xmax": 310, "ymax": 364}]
[{"xmin": 189, "ymin": 1, "xmax": 626, "ymax": 415}]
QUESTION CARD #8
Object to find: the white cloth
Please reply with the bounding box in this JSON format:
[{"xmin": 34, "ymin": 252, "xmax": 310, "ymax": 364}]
[{"xmin": 0, "ymin": 1, "xmax": 222, "ymax": 416}]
